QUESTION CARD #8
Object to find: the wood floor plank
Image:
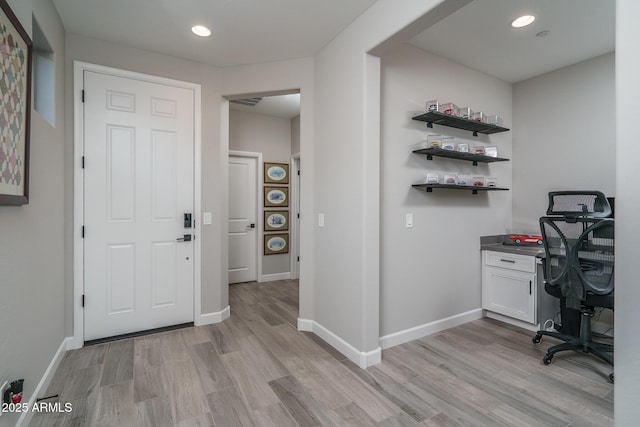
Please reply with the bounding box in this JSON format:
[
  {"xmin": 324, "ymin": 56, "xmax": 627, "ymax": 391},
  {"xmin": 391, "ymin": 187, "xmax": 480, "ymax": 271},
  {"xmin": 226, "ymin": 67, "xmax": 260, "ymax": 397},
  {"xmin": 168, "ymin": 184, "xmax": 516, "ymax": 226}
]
[
  {"xmin": 206, "ymin": 322, "xmax": 242, "ymax": 354},
  {"xmin": 187, "ymin": 341, "xmax": 235, "ymax": 393},
  {"xmin": 278, "ymin": 355, "xmax": 351, "ymax": 411},
  {"xmin": 341, "ymin": 363, "xmax": 438, "ymax": 422},
  {"xmin": 268, "ymin": 375, "xmax": 334, "ymax": 426},
  {"xmin": 220, "ymin": 349, "xmax": 281, "ymax": 410},
  {"xmin": 237, "ymin": 333, "xmax": 290, "ymax": 381},
  {"xmin": 378, "ymin": 412, "xmax": 420, "ymax": 427},
  {"xmin": 161, "ymin": 359, "xmax": 211, "ymax": 423},
  {"xmin": 177, "ymin": 413, "xmax": 215, "ymax": 427},
  {"xmin": 100, "ymin": 339, "xmax": 134, "ymax": 387},
  {"xmin": 134, "ymin": 335, "xmax": 164, "ymax": 373},
  {"xmin": 181, "ymin": 325, "xmax": 213, "ymax": 346},
  {"xmin": 301, "ymin": 331, "xmax": 348, "ymax": 361},
  {"xmin": 307, "ymin": 356, "xmax": 400, "ymax": 422},
  {"xmin": 159, "ymin": 329, "xmax": 191, "ymax": 362},
  {"xmin": 90, "ymin": 380, "xmax": 135, "ymax": 427},
  {"xmin": 134, "ymin": 395, "xmax": 174, "ymax": 426},
  {"xmin": 329, "ymin": 401, "xmax": 378, "ymax": 426},
  {"xmin": 61, "ymin": 365, "xmax": 102, "ymax": 399},
  {"xmin": 206, "ymin": 386, "xmax": 256, "ymax": 427},
  {"xmin": 420, "ymin": 412, "xmax": 464, "ymax": 427},
  {"xmin": 252, "ymin": 402, "xmax": 298, "ymax": 427},
  {"xmin": 133, "ymin": 365, "xmax": 165, "ymax": 403}
]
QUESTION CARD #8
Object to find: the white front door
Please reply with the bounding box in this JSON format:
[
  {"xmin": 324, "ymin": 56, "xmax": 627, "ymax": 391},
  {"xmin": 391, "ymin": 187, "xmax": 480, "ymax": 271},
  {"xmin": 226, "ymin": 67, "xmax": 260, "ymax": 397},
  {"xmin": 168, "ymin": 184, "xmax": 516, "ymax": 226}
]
[
  {"xmin": 228, "ymin": 155, "xmax": 257, "ymax": 284},
  {"xmin": 83, "ymin": 71, "xmax": 195, "ymax": 341}
]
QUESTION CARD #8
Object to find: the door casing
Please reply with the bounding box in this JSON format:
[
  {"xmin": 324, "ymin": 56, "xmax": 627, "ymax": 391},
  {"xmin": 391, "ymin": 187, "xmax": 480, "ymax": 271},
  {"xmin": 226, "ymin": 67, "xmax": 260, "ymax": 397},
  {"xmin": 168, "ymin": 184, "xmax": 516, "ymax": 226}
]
[{"xmin": 72, "ymin": 61, "xmax": 202, "ymax": 349}]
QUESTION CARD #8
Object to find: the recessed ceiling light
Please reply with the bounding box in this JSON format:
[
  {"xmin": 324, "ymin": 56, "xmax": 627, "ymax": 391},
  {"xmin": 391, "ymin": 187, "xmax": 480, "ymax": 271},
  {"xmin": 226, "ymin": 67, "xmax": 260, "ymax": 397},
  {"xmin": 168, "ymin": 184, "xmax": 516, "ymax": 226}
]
[
  {"xmin": 191, "ymin": 25, "xmax": 212, "ymax": 37},
  {"xmin": 511, "ymin": 15, "xmax": 536, "ymax": 28}
]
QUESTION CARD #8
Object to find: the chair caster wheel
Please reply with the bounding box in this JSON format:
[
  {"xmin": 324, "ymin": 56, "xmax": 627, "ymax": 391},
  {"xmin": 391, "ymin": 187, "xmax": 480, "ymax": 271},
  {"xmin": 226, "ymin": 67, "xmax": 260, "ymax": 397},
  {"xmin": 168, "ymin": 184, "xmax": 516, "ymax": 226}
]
[
  {"xmin": 532, "ymin": 334, "xmax": 542, "ymax": 344},
  {"xmin": 609, "ymin": 373, "xmax": 614, "ymax": 383},
  {"xmin": 543, "ymin": 354, "xmax": 553, "ymax": 365}
]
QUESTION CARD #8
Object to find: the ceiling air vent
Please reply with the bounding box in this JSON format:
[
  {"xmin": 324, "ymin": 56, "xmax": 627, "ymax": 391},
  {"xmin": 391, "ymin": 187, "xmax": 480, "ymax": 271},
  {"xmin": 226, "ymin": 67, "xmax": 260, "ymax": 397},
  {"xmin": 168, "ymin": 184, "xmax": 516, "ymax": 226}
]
[{"xmin": 230, "ymin": 97, "xmax": 262, "ymax": 106}]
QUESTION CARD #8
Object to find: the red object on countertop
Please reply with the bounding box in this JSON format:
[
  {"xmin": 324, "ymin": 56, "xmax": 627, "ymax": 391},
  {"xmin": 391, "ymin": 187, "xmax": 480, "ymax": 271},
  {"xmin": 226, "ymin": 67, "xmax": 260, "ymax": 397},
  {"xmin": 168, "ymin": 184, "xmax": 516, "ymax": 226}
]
[{"xmin": 510, "ymin": 235, "xmax": 543, "ymax": 245}]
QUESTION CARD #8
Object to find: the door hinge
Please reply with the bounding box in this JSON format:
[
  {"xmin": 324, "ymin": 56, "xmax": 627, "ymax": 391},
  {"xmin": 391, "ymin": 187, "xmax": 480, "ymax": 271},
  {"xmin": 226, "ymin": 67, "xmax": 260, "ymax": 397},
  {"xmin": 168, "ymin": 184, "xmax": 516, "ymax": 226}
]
[
  {"xmin": 297, "ymin": 213, "xmax": 300, "ymax": 219},
  {"xmin": 297, "ymin": 170, "xmax": 300, "ymax": 175},
  {"xmin": 82, "ymin": 156, "xmax": 85, "ymax": 169},
  {"xmin": 297, "ymin": 256, "xmax": 300, "ymax": 262},
  {"xmin": 82, "ymin": 90, "xmax": 85, "ymax": 103},
  {"xmin": 82, "ymin": 226, "xmax": 85, "ymax": 238},
  {"xmin": 82, "ymin": 295, "xmax": 85, "ymax": 307}
]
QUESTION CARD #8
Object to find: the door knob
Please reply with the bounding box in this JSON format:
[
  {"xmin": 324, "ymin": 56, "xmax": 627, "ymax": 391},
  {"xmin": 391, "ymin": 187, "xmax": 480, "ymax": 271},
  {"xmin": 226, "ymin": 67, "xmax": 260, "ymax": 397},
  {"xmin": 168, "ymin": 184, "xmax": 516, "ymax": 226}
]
[
  {"xmin": 177, "ymin": 234, "xmax": 192, "ymax": 242},
  {"xmin": 247, "ymin": 223, "xmax": 255, "ymax": 229}
]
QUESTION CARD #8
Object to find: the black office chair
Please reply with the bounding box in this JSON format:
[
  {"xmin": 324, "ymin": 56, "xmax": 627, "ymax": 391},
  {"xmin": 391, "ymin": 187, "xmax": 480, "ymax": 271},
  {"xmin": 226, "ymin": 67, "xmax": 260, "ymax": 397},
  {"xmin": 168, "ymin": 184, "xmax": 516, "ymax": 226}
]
[{"xmin": 532, "ymin": 191, "xmax": 614, "ymax": 382}]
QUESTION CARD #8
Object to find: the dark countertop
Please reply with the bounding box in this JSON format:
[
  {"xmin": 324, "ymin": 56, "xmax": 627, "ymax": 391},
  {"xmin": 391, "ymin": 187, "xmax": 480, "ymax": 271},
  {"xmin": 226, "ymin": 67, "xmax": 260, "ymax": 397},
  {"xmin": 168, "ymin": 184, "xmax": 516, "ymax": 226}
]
[{"xmin": 480, "ymin": 235, "xmax": 545, "ymax": 257}]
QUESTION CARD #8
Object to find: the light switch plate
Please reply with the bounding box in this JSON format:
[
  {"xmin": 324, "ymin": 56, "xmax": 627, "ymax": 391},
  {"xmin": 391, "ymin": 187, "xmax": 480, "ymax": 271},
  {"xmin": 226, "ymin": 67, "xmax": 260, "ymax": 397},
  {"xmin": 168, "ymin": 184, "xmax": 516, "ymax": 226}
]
[
  {"xmin": 203, "ymin": 212, "xmax": 212, "ymax": 225},
  {"xmin": 318, "ymin": 213, "xmax": 325, "ymax": 227},
  {"xmin": 406, "ymin": 213, "xmax": 413, "ymax": 228}
]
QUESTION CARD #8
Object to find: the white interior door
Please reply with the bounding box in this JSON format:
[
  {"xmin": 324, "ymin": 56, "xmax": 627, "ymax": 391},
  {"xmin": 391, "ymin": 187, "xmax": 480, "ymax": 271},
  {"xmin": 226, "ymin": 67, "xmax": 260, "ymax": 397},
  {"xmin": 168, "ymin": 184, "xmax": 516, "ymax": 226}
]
[
  {"xmin": 83, "ymin": 71, "xmax": 195, "ymax": 341},
  {"xmin": 228, "ymin": 155, "xmax": 257, "ymax": 284}
]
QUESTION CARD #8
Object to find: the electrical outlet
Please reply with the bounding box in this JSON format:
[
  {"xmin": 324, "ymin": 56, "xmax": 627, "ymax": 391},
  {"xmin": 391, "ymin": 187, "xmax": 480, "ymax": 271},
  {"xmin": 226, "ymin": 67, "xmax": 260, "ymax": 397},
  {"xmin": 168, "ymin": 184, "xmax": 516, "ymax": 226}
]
[{"xmin": 0, "ymin": 380, "xmax": 7, "ymax": 417}]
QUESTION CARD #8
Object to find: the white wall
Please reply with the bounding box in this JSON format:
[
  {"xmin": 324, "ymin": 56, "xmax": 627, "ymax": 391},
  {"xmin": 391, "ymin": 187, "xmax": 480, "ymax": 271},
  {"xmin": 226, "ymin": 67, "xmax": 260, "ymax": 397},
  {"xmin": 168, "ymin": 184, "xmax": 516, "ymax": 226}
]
[
  {"xmin": 615, "ymin": 0, "xmax": 640, "ymax": 423},
  {"xmin": 291, "ymin": 115, "xmax": 301, "ymax": 155},
  {"xmin": 512, "ymin": 53, "xmax": 616, "ymax": 232},
  {"xmin": 229, "ymin": 109, "xmax": 292, "ymax": 276},
  {"xmin": 0, "ymin": 1, "xmax": 65, "ymax": 426},
  {"xmin": 312, "ymin": 0, "xmax": 465, "ymax": 359},
  {"xmin": 380, "ymin": 44, "xmax": 512, "ymax": 337}
]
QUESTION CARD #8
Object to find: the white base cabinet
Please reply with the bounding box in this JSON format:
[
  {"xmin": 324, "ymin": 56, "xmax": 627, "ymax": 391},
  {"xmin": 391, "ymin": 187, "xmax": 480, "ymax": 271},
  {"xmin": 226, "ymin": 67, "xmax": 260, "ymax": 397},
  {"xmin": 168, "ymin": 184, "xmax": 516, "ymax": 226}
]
[{"xmin": 482, "ymin": 250, "xmax": 555, "ymax": 330}]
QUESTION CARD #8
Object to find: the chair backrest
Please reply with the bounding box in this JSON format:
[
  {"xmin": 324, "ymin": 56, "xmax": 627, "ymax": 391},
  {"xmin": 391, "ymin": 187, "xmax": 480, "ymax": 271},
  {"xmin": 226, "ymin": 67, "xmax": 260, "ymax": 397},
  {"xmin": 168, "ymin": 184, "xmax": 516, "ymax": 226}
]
[{"xmin": 540, "ymin": 191, "xmax": 614, "ymax": 308}]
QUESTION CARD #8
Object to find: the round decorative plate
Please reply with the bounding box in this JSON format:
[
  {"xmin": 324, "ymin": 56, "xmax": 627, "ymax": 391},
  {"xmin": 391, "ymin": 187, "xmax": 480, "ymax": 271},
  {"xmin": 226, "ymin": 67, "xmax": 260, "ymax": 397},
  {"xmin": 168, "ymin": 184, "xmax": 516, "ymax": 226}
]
[
  {"xmin": 267, "ymin": 189, "xmax": 286, "ymax": 204},
  {"xmin": 267, "ymin": 166, "xmax": 287, "ymax": 181},
  {"xmin": 267, "ymin": 236, "xmax": 287, "ymax": 252},
  {"xmin": 267, "ymin": 213, "xmax": 287, "ymax": 228}
]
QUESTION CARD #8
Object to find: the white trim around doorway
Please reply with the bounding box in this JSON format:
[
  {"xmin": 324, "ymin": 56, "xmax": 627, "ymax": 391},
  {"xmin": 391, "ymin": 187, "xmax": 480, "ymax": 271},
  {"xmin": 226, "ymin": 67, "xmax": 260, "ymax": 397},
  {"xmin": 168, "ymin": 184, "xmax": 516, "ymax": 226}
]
[
  {"xmin": 71, "ymin": 61, "xmax": 203, "ymax": 349},
  {"xmin": 290, "ymin": 153, "xmax": 300, "ymax": 280}
]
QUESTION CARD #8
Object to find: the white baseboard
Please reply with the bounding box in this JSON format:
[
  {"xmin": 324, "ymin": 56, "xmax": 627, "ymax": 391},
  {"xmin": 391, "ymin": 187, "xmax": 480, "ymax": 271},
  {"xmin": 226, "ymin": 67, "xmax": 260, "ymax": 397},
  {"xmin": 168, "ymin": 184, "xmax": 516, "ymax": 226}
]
[
  {"xmin": 260, "ymin": 272, "xmax": 291, "ymax": 283},
  {"xmin": 17, "ymin": 337, "xmax": 72, "ymax": 427},
  {"xmin": 379, "ymin": 308, "xmax": 483, "ymax": 349},
  {"xmin": 297, "ymin": 318, "xmax": 381, "ymax": 368},
  {"xmin": 196, "ymin": 306, "xmax": 230, "ymax": 326}
]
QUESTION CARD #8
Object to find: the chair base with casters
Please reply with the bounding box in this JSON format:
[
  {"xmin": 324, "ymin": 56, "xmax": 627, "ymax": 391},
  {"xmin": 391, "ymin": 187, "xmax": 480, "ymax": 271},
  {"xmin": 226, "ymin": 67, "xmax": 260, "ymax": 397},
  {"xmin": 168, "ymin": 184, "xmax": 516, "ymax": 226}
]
[{"xmin": 532, "ymin": 283, "xmax": 614, "ymax": 382}]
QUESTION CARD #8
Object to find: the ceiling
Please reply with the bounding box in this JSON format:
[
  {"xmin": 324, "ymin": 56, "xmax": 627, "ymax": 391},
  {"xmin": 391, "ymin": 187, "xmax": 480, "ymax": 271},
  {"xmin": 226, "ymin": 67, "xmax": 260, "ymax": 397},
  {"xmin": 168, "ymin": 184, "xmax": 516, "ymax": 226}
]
[
  {"xmin": 52, "ymin": 0, "xmax": 378, "ymax": 68},
  {"xmin": 51, "ymin": 0, "xmax": 615, "ymax": 114},
  {"xmin": 230, "ymin": 94, "xmax": 301, "ymax": 119},
  {"xmin": 409, "ymin": 0, "xmax": 615, "ymax": 83}
]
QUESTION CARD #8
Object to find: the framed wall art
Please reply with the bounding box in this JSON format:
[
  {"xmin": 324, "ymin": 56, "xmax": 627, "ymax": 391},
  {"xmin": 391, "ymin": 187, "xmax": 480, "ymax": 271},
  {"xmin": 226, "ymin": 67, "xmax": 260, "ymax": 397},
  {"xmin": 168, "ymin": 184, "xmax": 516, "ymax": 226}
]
[
  {"xmin": 0, "ymin": 0, "xmax": 32, "ymax": 205},
  {"xmin": 264, "ymin": 233, "xmax": 289, "ymax": 255},
  {"xmin": 264, "ymin": 186, "xmax": 288, "ymax": 207},
  {"xmin": 264, "ymin": 210, "xmax": 289, "ymax": 232},
  {"xmin": 264, "ymin": 162, "xmax": 289, "ymax": 184}
]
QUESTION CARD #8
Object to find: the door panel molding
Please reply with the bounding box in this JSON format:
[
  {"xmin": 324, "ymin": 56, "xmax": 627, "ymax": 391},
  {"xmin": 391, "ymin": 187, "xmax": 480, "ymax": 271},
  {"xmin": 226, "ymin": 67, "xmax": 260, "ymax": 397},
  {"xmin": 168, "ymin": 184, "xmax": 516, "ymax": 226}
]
[{"xmin": 72, "ymin": 61, "xmax": 202, "ymax": 349}]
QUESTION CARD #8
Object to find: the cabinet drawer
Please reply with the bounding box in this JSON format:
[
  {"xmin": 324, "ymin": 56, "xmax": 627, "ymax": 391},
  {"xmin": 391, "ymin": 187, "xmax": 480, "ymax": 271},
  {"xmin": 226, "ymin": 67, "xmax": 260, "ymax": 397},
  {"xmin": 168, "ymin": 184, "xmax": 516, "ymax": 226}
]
[{"xmin": 484, "ymin": 251, "xmax": 536, "ymax": 273}]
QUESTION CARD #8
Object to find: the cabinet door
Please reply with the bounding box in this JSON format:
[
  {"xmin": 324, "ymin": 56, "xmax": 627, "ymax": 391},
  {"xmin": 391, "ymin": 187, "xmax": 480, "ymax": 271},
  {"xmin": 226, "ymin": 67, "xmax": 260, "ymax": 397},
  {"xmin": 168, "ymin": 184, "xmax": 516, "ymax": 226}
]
[{"xmin": 482, "ymin": 265, "xmax": 536, "ymax": 323}]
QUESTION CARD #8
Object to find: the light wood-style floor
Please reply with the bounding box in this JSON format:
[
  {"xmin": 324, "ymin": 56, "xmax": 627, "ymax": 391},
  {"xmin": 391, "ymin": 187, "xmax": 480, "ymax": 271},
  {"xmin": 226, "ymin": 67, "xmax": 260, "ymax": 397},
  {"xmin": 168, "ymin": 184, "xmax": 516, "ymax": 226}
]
[{"xmin": 30, "ymin": 280, "xmax": 613, "ymax": 426}]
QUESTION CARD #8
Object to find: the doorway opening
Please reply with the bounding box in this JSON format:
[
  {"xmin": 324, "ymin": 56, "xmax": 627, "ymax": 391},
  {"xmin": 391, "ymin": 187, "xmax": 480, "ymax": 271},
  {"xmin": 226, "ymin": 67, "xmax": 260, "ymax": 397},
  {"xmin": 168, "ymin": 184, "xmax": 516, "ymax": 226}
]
[{"xmin": 226, "ymin": 91, "xmax": 301, "ymax": 286}]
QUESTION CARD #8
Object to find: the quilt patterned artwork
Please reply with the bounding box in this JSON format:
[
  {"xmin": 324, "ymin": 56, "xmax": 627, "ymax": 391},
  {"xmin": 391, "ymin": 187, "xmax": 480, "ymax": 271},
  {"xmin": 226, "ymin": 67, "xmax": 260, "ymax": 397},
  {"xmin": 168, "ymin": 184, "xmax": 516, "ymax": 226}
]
[{"xmin": 0, "ymin": 15, "xmax": 27, "ymax": 190}]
